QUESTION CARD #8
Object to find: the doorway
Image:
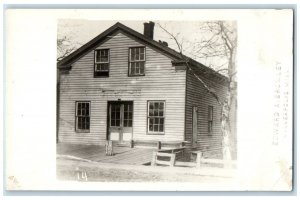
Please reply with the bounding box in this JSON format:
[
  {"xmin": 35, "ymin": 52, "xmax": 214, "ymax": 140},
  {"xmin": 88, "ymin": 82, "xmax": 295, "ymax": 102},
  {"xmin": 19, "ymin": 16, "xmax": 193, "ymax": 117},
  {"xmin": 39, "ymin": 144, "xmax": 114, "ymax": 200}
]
[{"xmin": 107, "ymin": 101, "xmax": 133, "ymax": 143}]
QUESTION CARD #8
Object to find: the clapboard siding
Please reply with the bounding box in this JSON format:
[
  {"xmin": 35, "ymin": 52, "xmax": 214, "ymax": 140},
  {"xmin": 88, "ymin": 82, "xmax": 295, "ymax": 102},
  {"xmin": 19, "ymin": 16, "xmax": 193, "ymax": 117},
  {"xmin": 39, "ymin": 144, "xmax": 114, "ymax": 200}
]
[
  {"xmin": 58, "ymin": 31, "xmax": 186, "ymax": 145},
  {"xmin": 185, "ymin": 65, "xmax": 228, "ymax": 158}
]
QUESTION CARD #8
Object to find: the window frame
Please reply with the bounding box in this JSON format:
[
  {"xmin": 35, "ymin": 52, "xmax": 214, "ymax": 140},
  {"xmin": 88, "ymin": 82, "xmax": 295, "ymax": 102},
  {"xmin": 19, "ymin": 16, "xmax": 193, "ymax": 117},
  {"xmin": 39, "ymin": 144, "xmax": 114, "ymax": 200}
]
[
  {"xmin": 128, "ymin": 46, "xmax": 146, "ymax": 77},
  {"xmin": 123, "ymin": 103, "xmax": 133, "ymax": 128},
  {"xmin": 147, "ymin": 100, "xmax": 166, "ymax": 135},
  {"xmin": 75, "ymin": 101, "xmax": 91, "ymax": 133},
  {"xmin": 94, "ymin": 49, "xmax": 110, "ymax": 77},
  {"xmin": 109, "ymin": 103, "xmax": 121, "ymax": 128},
  {"xmin": 208, "ymin": 105, "xmax": 213, "ymax": 134}
]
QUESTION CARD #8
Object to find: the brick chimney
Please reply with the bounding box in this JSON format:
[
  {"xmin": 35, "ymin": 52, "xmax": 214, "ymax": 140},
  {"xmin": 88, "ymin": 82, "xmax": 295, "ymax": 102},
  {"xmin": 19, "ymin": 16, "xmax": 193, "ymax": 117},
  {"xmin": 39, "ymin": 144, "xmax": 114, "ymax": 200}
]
[{"xmin": 143, "ymin": 21, "xmax": 155, "ymax": 40}]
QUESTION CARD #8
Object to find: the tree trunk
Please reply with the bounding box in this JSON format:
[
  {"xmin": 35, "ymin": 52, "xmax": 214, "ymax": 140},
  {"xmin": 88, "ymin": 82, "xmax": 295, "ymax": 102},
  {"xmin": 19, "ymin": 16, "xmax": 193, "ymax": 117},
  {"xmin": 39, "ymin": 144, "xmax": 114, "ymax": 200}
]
[
  {"xmin": 222, "ymin": 38, "xmax": 237, "ymax": 166},
  {"xmin": 221, "ymin": 93, "xmax": 232, "ymax": 167}
]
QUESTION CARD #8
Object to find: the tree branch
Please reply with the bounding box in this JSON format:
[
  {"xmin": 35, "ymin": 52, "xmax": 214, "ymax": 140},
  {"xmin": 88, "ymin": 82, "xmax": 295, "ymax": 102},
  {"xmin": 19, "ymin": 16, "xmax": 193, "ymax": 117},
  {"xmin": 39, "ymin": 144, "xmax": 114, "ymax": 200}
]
[
  {"xmin": 157, "ymin": 23, "xmax": 183, "ymax": 54},
  {"xmin": 158, "ymin": 23, "xmax": 222, "ymax": 105}
]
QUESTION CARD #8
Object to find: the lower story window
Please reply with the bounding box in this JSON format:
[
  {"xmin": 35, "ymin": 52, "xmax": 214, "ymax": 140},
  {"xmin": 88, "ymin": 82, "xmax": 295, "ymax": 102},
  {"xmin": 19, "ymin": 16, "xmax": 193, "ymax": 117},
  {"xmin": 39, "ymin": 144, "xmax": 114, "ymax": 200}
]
[
  {"xmin": 76, "ymin": 101, "xmax": 90, "ymax": 132},
  {"xmin": 148, "ymin": 101, "xmax": 165, "ymax": 134}
]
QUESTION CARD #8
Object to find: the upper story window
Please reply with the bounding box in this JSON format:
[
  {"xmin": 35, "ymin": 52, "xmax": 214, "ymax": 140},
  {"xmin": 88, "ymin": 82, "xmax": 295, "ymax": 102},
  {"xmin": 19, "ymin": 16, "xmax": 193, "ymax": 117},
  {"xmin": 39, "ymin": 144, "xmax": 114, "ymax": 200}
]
[
  {"xmin": 95, "ymin": 49, "xmax": 109, "ymax": 77},
  {"xmin": 129, "ymin": 47, "xmax": 145, "ymax": 76}
]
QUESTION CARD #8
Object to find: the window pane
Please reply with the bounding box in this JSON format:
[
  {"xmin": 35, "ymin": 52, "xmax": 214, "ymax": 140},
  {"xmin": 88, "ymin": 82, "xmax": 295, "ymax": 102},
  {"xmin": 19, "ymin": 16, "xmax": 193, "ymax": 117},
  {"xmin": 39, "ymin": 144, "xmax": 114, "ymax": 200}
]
[
  {"xmin": 81, "ymin": 117, "xmax": 85, "ymax": 129},
  {"xmin": 86, "ymin": 117, "xmax": 90, "ymax": 129},
  {"xmin": 78, "ymin": 103, "xmax": 82, "ymax": 111},
  {"xmin": 148, "ymin": 109, "xmax": 152, "ymax": 116},
  {"xmin": 154, "ymin": 110, "xmax": 158, "ymax": 116},
  {"xmin": 78, "ymin": 117, "xmax": 82, "ymax": 128},
  {"xmin": 140, "ymin": 53, "xmax": 144, "ymax": 60},
  {"xmin": 149, "ymin": 124, "xmax": 153, "ymax": 131},
  {"xmin": 135, "ymin": 50, "xmax": 139, "ymax": 60},
  {"xmin": 149, "ymin": 118, "xmax": 153, "ymax": 125},
  {"xmin": 140, "ymin": 49, "xmax": 144, "ymax": 60},
  {"xmin": 154, "ymin": 102, "xmax": 159, "ymax": 109},
  {"xmin": 101, "ymin": 57, "xmax": 108, "ymax": 62},
  {"xmin": 159, "ymin": 110, "xmax": 163, "ymax": 116},
  {"xmin": 140, "ymin": 47, "xmax": 144, "ymax": 54},
  {"xmin": 159, "ymin": 102, "xmax": 164, "ymax": 109},
  {"xmin": 124, "ymin": 120, "xmax": 128, "ymax": 127},
  {"xmin": 154, "ymin": 118, "xmax": 159, "ymax": 124},
  {"xmin": 160, "ymin": 118, "xmax": 164, "ymax": 125},
  {"xmin": 135, "ymin": 62, "xmax": 140, "ymax": 74},
  {"xmin": 149, "ymin": 102, "xmax": 154, "ymax": 109},
  {"xmin": 101, "ymin": 50, "xmax": 109, "ymax": 62},
  {"xmin": 129, "ymin": 112, "xmax": 133, "ymax": 120},
  {"xmin": 102, "ymin": 63, "xmax": 109, "ymax": 71},
  {"xmin": 130, "ymin": 63, "xmax": 135, "ymax": 75},
  {"xmin": 77, "ymin": 107, "xmax": 81, "ymax": 116},
  {"xmin": 128, "ymin": 120, "xmax": 132, "ymax": 127},
  {"xmin": 101, "ymin": 56, "xmax": 108, "ymax": 62},
  {"xmin": 86, "ymin": 103, "xmax": 89, "ymax": 115},
  {"xmin": 154, "ymin": 125, "xmax": 158, "ymax": 132},
  {"xmin": 96, "ymin": 64, "xmax": 101, "ymax": 71},
  {"xmin": 129, "ymin": 104, "xmax": 133, "ymax": 112},
  {"xmin": 124, "ymin": 112, "xmax": 128, "ymax": 120},
  {"xmin": 111, "ymin": 119, "xmax": 115, "ymax": 126},
  {"xmin": 83, "ymin": 117, "xmax": 87, "ymax": 129},
  {"xmin": 96, "ymin": 51, "xmax": 101, "ymax": 62},
  {"xmin": 159, "ymin": 124, "xmax": 163, "ymax": 132},
  {"xmin": 140, "ymin": 62, "xmax": 144, "ymax": 74},
  {"xmin": 131, "ymin": 49, "xmax": 135, "ymax": 60},
  {"xmin": 116, "ymin": 112, "xmax": 120, "ymax": 120},
  {"xmin": 116, "ymin": 119, "xmax": 120, "ymax": 126}
]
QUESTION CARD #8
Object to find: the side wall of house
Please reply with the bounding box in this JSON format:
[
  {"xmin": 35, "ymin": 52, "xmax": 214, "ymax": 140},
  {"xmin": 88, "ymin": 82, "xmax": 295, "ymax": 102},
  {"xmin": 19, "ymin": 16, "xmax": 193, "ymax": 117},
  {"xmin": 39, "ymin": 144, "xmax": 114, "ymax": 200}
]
[
  {"xmin": 185, "ymin": 67, "xmax": 228, "ymax": 158},
  {"xmin": 58, "ymin": 31, "xmax": 186, "ymax": 145}
]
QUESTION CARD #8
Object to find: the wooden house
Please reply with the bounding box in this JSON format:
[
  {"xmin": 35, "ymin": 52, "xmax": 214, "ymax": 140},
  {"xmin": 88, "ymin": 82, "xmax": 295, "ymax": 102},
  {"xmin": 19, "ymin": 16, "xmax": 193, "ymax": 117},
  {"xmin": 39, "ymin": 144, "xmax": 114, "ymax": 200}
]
[{"xmin": 57, "ymin": 22, "xmax": 232, "ymax": 156}]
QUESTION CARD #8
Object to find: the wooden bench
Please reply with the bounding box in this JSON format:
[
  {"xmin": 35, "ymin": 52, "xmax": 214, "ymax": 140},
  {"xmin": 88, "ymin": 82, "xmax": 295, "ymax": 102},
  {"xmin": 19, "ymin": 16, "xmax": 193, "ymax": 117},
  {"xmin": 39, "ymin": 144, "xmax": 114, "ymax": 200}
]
[
  {"xmin": 151, "ymin": 151, "xmax": 176, "ymax": 167},
  {"xmin": 151, "ymin": 148, "xmax": 199, "ymax": 168},
  {"xmin": 132, "ymin": 140, "xmax": 188, "ymax": 150},
  {"xmin": 151, "ymin": 149, "xmax": 236, "ymax": 169},
  {"xmin": 159, "ymin": 147, "xmax": 186, "ymax": 158}
]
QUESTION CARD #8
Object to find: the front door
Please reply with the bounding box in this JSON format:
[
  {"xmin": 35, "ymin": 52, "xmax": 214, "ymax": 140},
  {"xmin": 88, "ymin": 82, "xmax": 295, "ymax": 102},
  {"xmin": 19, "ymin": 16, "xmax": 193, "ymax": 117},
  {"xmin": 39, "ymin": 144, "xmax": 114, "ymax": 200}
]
[{"xmin": 108, "ymin": 101, "xmax": 133, "ymax": 143}]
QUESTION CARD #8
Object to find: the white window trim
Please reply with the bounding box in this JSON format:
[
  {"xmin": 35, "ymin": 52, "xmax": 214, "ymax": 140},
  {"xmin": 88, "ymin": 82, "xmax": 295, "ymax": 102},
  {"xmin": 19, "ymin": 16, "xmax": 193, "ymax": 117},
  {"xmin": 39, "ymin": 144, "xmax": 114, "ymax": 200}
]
[
  {"xmin": 147, "ymin": 101, "xmax": 165, "ymax": 134},
  {"xmin": 95, "ymin": 49, "xmax": 110, "ymax": 72}
]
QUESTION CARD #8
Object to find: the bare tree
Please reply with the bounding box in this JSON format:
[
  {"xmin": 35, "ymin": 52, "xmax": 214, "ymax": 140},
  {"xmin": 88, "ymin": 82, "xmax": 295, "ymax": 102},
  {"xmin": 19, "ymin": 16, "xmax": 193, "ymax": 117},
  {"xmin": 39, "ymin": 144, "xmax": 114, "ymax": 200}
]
[
  {"xmin": 57, "ymin": 35, "xmax": 81, "ymax": 142},
  {"xmin": 158, "ymin": 21, "xmax": 237, "ymax": 162},
  {"xmin": 57, "ymin": 36, "xmax": 81, "ymax": 62}
]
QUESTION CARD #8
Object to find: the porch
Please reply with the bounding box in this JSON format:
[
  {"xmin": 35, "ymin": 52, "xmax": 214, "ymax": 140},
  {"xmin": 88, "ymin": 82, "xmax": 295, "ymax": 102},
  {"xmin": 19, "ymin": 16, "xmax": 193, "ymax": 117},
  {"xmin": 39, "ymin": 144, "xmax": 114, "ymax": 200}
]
[{"xmin": 56, "ymin": 143, "xmax": 154, "ymax": 165}]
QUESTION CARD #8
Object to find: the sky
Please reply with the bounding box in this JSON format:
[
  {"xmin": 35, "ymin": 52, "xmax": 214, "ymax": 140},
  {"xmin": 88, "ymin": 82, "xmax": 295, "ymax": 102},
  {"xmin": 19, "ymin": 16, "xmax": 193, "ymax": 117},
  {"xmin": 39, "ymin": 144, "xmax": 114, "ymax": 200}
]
[{"xmin": 57, "ymin": 19, "xmax": 230, "ymax": 72}]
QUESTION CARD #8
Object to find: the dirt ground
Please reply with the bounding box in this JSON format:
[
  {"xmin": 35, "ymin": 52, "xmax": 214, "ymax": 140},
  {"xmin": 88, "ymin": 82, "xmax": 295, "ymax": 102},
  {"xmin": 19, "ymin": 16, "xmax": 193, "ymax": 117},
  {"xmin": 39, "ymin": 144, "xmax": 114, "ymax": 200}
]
[{"xmin": 57, "ymin": 157, "xmax": 234, "ymax": 183}]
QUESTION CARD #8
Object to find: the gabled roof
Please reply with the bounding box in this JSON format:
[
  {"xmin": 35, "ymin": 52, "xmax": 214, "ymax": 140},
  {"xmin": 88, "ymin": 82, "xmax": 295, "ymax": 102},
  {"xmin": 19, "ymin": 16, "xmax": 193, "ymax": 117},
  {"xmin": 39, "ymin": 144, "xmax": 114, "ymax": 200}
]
[{"xmin": 57, "ymin": 22, "xmax": 228, "ymax": 82}]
